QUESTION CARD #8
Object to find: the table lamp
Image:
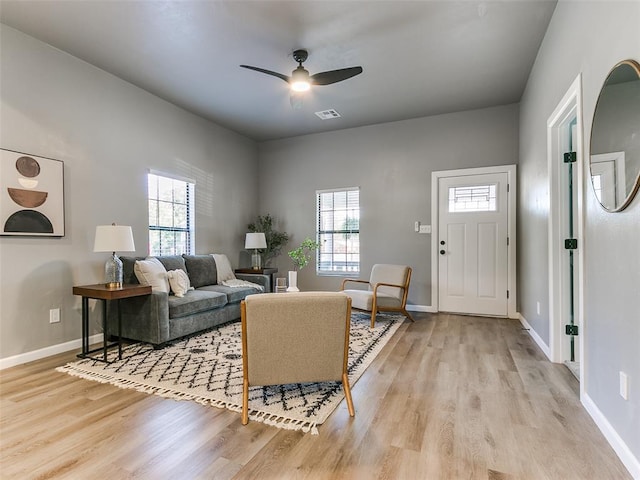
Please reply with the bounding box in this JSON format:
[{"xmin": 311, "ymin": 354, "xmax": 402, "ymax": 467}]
[
  {"xmin": 245, "ymin": 232, "xmax": 267, "ymax": 270},
  {"xmin": 94, "ymin": 224, "xmax": 136, "ymax": 288}
]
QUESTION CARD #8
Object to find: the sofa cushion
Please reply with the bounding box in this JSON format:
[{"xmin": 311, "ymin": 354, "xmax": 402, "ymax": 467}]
[
  {"xmin": 156, "ymin": 255, "xmax": 187, "ymax": 273},
  {"xmin": 199, "ymin": 284, "xmax": 261, "ymax": 304},
  {"xmin": 167, "ymin": 289, "xmax": 227, "ymax": 319},
  {"xmin": 183, "ymin": 254, "xmax": 217, "ymax": 288}
]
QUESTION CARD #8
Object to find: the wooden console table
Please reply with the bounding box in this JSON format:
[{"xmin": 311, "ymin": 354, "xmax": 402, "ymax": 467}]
[{"xmin": 73, "ymin": 283, "xmax": 151, "ymax": 363}]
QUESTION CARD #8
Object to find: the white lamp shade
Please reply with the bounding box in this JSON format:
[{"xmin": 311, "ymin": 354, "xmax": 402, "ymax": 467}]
[
  {"xmin": 245, "ymin": 232, "xmax": 267, "ymax": 249},
  {"xmin": 94, "ymin": 225, "xmax": 136, "ymax": 252}
]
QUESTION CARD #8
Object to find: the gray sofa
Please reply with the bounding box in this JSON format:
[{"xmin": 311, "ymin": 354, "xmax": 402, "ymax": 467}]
[{"xmin": 106, "ymin": 254, "xmax": 267, "ymax": 347}]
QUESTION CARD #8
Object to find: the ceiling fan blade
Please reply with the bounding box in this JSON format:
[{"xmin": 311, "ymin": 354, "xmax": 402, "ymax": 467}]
[
  {"xmin": 311, "ymin": 66, "xmax": 363, "ymax": 86},
  {"xmin": 240, "ymin": 65, "xmax": 290, "ymax": 83}
]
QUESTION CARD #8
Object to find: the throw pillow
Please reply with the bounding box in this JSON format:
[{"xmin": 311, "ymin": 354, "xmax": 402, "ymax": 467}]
[
  {"xmin": 212, "ymin": 254, "xmax": 236, "ymax": 284},
  {"xmin": 134, "ymin": 257, "xmax": 169, "ymax": 293},
  {"xmin": 167, "ymin": 269, "xmax": 193, "ymax": 297}
]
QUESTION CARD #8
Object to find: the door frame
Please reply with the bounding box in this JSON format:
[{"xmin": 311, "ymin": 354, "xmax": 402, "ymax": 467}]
[
  {"xmin": 547, "ymin": 74, "xmax": 585, "ymax": 388},
  {"xmin": 431, "ymin": 165, "xmax": 518, "ymax": 318}
]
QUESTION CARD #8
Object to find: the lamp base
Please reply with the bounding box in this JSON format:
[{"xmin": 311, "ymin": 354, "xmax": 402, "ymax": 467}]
[
  {"xmin": 251, "ymin": 251, "xmax": 262, "ymax": 270},
  {"xmin": 105, "ymin": 252, "xmax": 123, "ymax": 289}
]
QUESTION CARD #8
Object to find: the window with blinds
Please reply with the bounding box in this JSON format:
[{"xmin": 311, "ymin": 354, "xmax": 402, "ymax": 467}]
[
  {"xmin": 148, "ymin": 173, "xmax": 195, "ymax": 256},
  {"xmin": 316, "ymin": 188, "xmax": 360, "ymax": 275}
]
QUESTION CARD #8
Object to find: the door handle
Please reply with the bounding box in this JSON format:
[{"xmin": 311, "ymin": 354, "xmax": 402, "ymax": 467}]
[
  {"xmin": 440, "ymin": 240, "xmax": 445, "ymax": 245},
  {"xmin": 440, "ymin": 250, "xmax": 446, "ymax": 255}
]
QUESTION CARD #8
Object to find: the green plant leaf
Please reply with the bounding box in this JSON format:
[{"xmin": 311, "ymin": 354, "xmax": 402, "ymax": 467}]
[{"xmin": 247, "ymin": 214, "xmax": 289, "ymax": 266}]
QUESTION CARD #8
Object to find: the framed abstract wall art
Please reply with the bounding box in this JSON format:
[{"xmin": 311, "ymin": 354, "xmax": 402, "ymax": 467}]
[{"xmin": 0, "ymin": 149, "xmax": 65, "ymax": 237}]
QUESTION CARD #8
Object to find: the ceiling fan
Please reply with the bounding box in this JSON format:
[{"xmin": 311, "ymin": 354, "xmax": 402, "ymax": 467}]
[{"xmin": 240, "ymin": 49, "xmax": 363, "ymax": 93}]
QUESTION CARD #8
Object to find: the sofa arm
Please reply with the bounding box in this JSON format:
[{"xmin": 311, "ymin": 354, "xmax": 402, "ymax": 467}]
[
  {"xmin": 107, "ymin": 291, "xmax": 170, "ymax": 346},
  {"xmin": 236, "ymin": 273, "xmax": 270, "ymax": 292}
]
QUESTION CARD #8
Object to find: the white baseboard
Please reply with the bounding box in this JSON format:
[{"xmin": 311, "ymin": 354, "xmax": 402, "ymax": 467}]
[
  {"xmin": 518, "ymin": 313, "xmax": 638, "ymax": 479},
  {"xmin": 519, "ymin": 313, "xmax": 551, "ymax": 360},
  {"xmin": 0, "ymin": 334, "xmax": 102, "ymax": 370},
  {"xmin": 582, "ymin": 393, "xmax": 640, "ymax": 479},
  {"xmin": 406, "ymin": 304, "xmax": 437, "ymax": 313}
]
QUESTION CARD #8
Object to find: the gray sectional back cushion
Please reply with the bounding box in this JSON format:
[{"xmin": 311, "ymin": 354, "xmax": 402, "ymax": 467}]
[
  {"xmin": 156, "ymin": 255, "xmax": 187, "ymax": 273},
  {"xmin": 183, "ymin": 254, "xmax": 217, "ymax": 288},
  {"xmin": 120, "ymin": 256, "xmax": 145, "ymax": 284},
  {"xmin": 120, "ymin": 255, "xmax": 187, "ymax": 285},
  {"xmin": 121, "ymin": 254, "xmax": 216, "ymax": 288}
]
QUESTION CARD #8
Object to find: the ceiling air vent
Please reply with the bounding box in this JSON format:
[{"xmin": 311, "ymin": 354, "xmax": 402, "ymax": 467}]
[{"xmin": 315, "ymin": 109, "xmax": 341, "ymax": 120}]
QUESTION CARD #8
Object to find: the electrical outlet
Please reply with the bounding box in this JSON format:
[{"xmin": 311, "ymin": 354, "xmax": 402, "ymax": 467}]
[
  {"xmin": 49, "ymin": 308, "xmax": 60, "ymax": 324},
  {"xmin": 419, "ymin": 224, "xmax": 431, "ymax": 234},
  {"xmin": 620, "ymin": 372, "xmax": 629, "ymax": 400}
]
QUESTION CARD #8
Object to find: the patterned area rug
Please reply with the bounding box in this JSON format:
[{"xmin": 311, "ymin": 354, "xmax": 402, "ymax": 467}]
[{"xmin": 57, "ymin": 312, "xmax": 405, "ymax": 434}]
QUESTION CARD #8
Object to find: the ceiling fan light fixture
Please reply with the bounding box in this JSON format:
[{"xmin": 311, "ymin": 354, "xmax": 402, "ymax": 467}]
[
  {"xmin": 240, "ymin": 48, "xmax": 362, "ymax": 96},
  {"xmin": 290, "ymin": 67, "xmax": 311, "ymax": 92},
  {"xmin": 291, "ymin": 80, "xmax": 311, "ymax": 92}
]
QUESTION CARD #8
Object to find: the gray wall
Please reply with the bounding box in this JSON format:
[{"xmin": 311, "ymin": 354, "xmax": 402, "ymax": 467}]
[
  {"xmin": 0, "ymin": 25, "xmax": 258, "ymax": 359},
  {"xmin": 519, "ymin": 0, "xmax": 639, "ymax": 460},
  {"xmin": 257, "ymin": 104, "xmax": 519, "ymax": 307}
]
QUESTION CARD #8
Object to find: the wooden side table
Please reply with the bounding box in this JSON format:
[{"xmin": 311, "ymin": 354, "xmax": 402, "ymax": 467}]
[
  {"xmin": 234, "ymin": 268, "xmax": 278, "ymax": 293},
  {"xmin": 73, "ymin": 283, "xmax": 151, "ymax": 363}
]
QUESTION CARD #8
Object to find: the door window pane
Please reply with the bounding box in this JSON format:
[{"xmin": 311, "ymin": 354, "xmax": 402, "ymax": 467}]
[{"xmin": 448, "ymin": 185, "xmax": 497, "ymax": 212}]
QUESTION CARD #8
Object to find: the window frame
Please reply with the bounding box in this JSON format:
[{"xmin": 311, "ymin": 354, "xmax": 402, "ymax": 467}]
[
  {"xmin": 316, "ymin": 187, "xmax": 360, "ymax": 276},
  {"xmin": 147, "ymin": 171, "xmax": 195, "ymax": 256}
]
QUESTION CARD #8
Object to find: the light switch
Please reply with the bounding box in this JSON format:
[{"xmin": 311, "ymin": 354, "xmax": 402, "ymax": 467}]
[{"xmin": 419, "ymin": 225, "xmax": 431, "ymax": 234}]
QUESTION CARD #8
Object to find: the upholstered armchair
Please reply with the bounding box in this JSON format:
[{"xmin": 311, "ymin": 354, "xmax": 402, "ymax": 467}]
[
  {"xmin": 240, "ymin": 292, "xmax": 355, "ymax": 426},
  {"xmin": 341, "ymin": 264, "xmax": 415, "ymax": 328}
]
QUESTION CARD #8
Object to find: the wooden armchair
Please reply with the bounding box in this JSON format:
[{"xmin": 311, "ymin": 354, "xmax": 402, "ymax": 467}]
[
  {"xmin": 341, "ymin": 264, "xmax": 415, "ymax": 328},
  {"xmin": 240, "ymin": 292, "xmax": 355, "ymax": 426}
]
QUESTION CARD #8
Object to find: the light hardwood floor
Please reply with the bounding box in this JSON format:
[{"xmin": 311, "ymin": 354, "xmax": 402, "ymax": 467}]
[{"xmin": 0, "ymin": 313, "xmax": 631, "ymax": 479}]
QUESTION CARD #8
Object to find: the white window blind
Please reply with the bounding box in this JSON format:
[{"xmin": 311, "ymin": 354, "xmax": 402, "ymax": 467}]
[
  {"xmin": 316, "ymin": 188, "xmax": 360, "ymax": 274},
  {"xmin": 148, "ymin": 172, "xmax": 195, "ymax": 256}
]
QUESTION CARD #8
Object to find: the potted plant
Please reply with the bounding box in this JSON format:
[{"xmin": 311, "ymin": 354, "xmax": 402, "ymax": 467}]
[
  {"xmin": 247, "ymin": 214, "xmax": 289, "ymax": 267},
  {"xmin": 286, "ymin": 238, "xmax": 319, "ymax": 292}
]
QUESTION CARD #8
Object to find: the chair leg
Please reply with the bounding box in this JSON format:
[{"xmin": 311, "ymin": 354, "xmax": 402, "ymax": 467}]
[
  {"xmin": 403, "ymin": 308, "xmax": 416, "ymax": 322},
  {"xmin": 342, "ymin": 373, "xmax": 355, "ymax": 417},
  {"xmin": 370, "ymin": 298, "xmax": 378, "ymax": 328},
  {"xmin": 242, "ymin": 379, "xmax": 249, "ymax": 425}
]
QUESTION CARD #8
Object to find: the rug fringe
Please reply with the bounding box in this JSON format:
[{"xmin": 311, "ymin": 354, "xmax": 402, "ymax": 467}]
[
  {"xmin": 56, "ymin": 365, "xmax": 218, "ymax": 407},
  {"xmin": 56, "ymin": 365, "xmax": 320, "ymax": 433},
  {"xmin": 250, "ymin": 410, "xmax": 319, "ymax": 435}
]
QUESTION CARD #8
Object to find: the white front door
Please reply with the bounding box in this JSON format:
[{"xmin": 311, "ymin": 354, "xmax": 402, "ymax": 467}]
[{"xmin": 437, "ymin": 172, "xmax": 509, "ymax": 316}]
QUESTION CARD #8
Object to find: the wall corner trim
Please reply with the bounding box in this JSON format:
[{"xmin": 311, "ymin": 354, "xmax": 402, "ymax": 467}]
[{"xmin": 519, "ymin": 313, "xmax": 552, "ymax": 360}]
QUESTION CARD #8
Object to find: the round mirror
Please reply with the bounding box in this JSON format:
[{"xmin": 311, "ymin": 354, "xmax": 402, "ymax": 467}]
[{"xmin": 590, "ymin": 59, "xmax": 640, "ymax": 212}]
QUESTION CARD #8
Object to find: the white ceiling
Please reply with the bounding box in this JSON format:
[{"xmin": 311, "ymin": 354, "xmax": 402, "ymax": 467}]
[{"xmin": 0, "ymin": 1, "xmax": 556, "ymax": 142}]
